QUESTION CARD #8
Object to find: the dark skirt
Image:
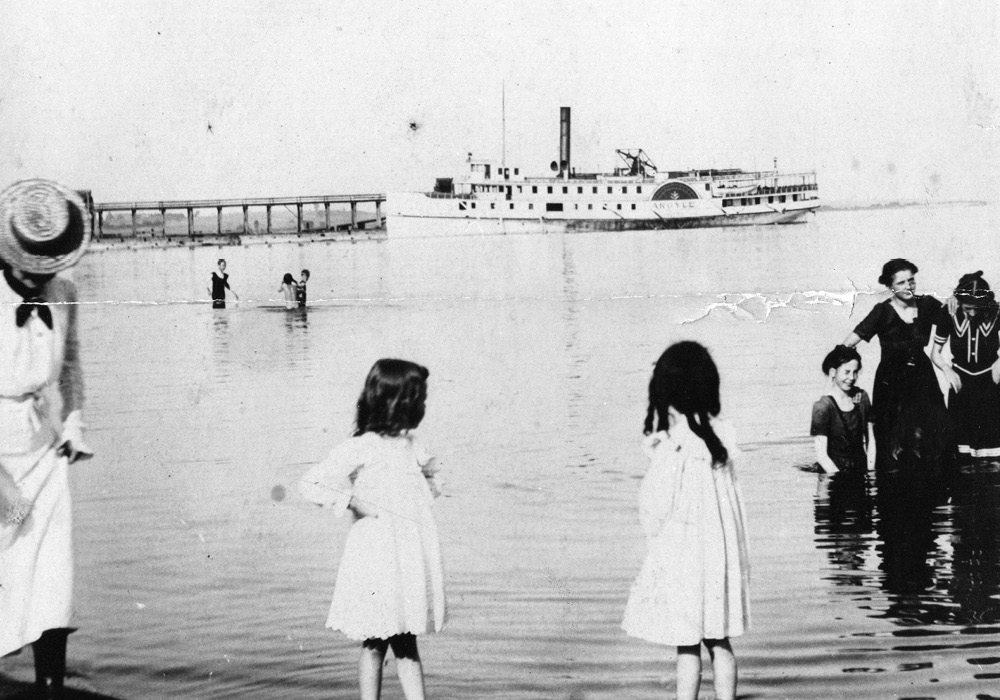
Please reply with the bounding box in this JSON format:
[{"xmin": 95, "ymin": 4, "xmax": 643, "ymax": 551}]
[
  {"xmin": 871, "ymin": 354, "xmax": 944, "ymax": 444},
  {"xmin": 949, "ymin": 371, "xmax": 1000, "ymax": 457}
]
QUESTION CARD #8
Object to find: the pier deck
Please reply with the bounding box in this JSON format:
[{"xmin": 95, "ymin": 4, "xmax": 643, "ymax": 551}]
[{"xmin": 89, "ymin": 193, "xmax": 385, "ymax": 240}]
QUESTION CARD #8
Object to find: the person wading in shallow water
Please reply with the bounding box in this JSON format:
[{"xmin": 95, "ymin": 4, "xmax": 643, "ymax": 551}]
[
  {"xmin": 208, "ymin": 258, "xmax": 238, "ymax": 309},
  {"xmin": 0, "ymin": 179, "xmax": 94, "ymax": 700},
  {"xmin": 840, "ymin": 258, "xmax": 945, "ymax": 460},
  {"xmin": 296, "ymin": 268, "xmax": 310, "ymax": 308}
]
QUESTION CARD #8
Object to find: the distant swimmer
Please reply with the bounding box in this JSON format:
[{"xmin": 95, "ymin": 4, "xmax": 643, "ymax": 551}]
[
  {"xmin": 296, "ymin": 269, "xmax": 310, "ymax": 308},
  {"xmin": 208, "ymin": 259, "xmax": 238, "ymax": 309},
  {"xmin": 279, "ymin": 273, "xmax": 297, "ymax": 310}
]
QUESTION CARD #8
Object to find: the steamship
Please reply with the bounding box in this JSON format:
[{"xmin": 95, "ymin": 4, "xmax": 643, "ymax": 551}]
[{"xmin": 387, "ymin": 108, "xmax": 820, "ymax": 237}]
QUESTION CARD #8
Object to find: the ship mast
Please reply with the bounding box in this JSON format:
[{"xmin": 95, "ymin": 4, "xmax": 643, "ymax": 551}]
[{"xmin": 501, "ymin": 82, "xmax": 506, "ymax": 168}]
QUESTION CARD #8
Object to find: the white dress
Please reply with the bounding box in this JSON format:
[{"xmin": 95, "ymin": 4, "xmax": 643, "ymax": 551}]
[
  {"xmin": 0, "ymin": 274, "xmax": 91, "ymax": 657},
  {"xmin": 299, "ymin": 432, "xmax": 446, "ymax": 641},
  {"xmin": 622, "ymin": 418, "xmax": 750, "ymax": 646}
]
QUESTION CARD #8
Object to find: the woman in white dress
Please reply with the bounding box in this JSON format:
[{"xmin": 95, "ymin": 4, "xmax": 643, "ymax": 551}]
[
  {"xmin": 622, "ymin": 341, "xmax": 750, "ymax": 700},
  {"xmin": 0, "ymin": 180, "xmax": 93, "ymax": 700}
]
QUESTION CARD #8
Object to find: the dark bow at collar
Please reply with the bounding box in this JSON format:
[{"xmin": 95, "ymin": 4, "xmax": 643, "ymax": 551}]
[{"xmin": 4, "ymin": 268, "xmax": 53, "ymax": 329}]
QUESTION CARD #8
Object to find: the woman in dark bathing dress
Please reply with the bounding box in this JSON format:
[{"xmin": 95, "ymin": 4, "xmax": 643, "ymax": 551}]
[
  {"xmin": 931, "ymin": 272, "xmax": 1000, "ymax": 459},
  {"xmin": 841, "ymin": 259, "xmax": 945, "ymax": 457}
]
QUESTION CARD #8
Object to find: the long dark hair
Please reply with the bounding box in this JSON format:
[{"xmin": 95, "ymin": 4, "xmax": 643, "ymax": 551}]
[
  {"xmin": 354, "ymin": 358, "xmax": 429, "ymax": 437},
  {"xmin": 644, "ymin": 341, "xmax": 729, "ymax": 467}
]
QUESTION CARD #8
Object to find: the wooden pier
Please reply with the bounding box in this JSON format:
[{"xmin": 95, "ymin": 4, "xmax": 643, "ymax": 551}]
[{"xmin": 88, "ymin": 193, "xmax": 385, "ymax": 240}]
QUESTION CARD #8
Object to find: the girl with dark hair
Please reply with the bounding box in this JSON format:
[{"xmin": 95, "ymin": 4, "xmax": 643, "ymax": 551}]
[
  {"xmin": 811, "ymin": 345, "xmax": 875, "ymax": 473},
  {"xmin": 278, "ymin": 273, "xmax": 297, "ymax": 310},
  {"xmin": 622, "ymin": 342, "xmax": 750, "ymax": 700},
  {"xmin": 931, "ymin": 271, "xmax": 1000, "ymax": 458},
  {"xmin": 841, "ymin": 258, "xmax": 944, "ymax": 453},
  {"xmin": 299, "ymin": 359, "xmax": 444, "ymax": 700}
]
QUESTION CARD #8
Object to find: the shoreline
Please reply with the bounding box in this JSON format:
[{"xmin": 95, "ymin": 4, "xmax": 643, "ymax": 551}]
[{"xmin": 0, "ymin": 672, "xmax": 124, "ymax": 700}]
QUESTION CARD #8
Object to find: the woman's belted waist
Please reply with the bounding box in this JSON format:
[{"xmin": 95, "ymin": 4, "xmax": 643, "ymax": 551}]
[
  {"xmin": 880, "ymin": 348, "xmax": 930, "ymax": 368},
  {"xmin": 0, "ymin": 389, "xmax": 57, "ymax": 455}
]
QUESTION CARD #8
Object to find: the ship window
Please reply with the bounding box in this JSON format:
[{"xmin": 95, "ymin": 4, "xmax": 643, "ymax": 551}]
[
  {"xmin": 471, "ymin": 203, "xmax": 476, "ymax": 209},
  {"xmin": 631, "ymin": 203, "xmax": 636, "ymax": 210},
  {"xmin": 562, "ymin": 186, "xmax": 568, "ymax": 194},
  {"xmin": 622, "ymin": 187, "xmax": 628, "ymax": 194},
  {"xmin": 592, "ymin": 187, "xmax": 598, "ymax": 194},
  {"xmin": 768, "ymin": 196, "xmax": 773, "ymax": 204},
  {"xmin": 637, "ymin": 186, "xmax": 642, "ymax": 194},
  {"xmin": 459, "ymin": 202, "xmax": 466, "ymax": 211},
  {"xmin": 514, "ymin": 169, "xmax": 519, "ymax": 175},
  {"xmin": 778, "ymin": 195, "xmax": 786, "ymax": 203},
  {"xmin": 547, "ymin": 186, "xmax": 553, "ymax": 194},
  {"xmin": 723, "ymin": 199, "xmax": 733, "ymax": 207},
  {"xmin": 509, "ymin": 203, "xmax": 514, "ymax": 210},
  {"xmin": 574, "ymin": 204, "xmax": 578, "ymax": 210},
  {"xmin": 490, "ymin": 202, "xmax": 495, "ymax": 209},
  {"xmin": 588, "ymin": 204, "xmax": 593, "ymax": 210},
  {"xmin": 517, "ymin": 186, "xmax": 522, "ymax": 193},
  {"xmin": 705, "ymin": 184, "xmax": 710, "ymax": 191},
  {"xmin": 532, "ymin": 186, "xmax": 538, "ymax": 194},
  {"xmin": 616, "ymin": 203, "xmax": 622, "ymax": 210},
  {"xmin": 754, "ymin": 198, "xmax": 760, "ymax": 205},
  {"xmin": 607, "ymin": 187, "xmax": 613, "ymax": 194},
  {"xmin": 577, "ymin": 187, "xmax": 583, "ymax": 194},
  {"xmin": 740, "ymin": 199, "xmax": 746, "ymax": 206},
  {"xmin": 793, "ymin": 194, "xmax": 799, "ymax": 201},
  {"xmin": 546, "ymin": 202, "xmax": 563, "ymax": 212},
  {"xmin": 529, "ymin": 203, "xmax": 534, "ymax": 210}
]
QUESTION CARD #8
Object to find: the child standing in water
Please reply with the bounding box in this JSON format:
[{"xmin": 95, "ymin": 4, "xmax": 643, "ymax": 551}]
[
  {"xmin": 622, "ymin": 341, "xmax": 750, "ymax": 700},
  {"xmin": 811, "ymin": 345, "xmax": 876, "ymax": 474},
  {"xmin": 296, "ymin": 269, "xmax": 310, "ymax": 308},
  {"xmin": 300, "ymin": 359, "xmax": 444, "ymax": 700},
  {"xmin": 278, "ymin": 273, "xmax": 297, "ymax": 309}
]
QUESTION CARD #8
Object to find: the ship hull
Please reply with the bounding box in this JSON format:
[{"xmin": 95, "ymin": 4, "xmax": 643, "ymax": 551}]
[{"xmin": 387, "ymin": 200, "xmax": 816, "ymax": 237}]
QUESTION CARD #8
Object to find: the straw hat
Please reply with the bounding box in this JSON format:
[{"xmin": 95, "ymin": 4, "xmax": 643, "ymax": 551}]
[{"xmin": 0, "ymin": 179, "xmax": 91, "ymax": 275}]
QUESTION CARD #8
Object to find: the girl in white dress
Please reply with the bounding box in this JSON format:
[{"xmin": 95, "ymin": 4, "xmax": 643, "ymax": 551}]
[
  {"xmin": 622, "ymin": 341, "xmax": 750, "ymax": 700},
  {"xmin": 300, "ymin": 359, "xmax": 444, "ymax": 700}
]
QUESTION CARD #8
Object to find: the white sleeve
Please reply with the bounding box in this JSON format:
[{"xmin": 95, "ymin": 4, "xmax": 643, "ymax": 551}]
[{"xmin": 298, "ymin": 438, "xmax": 364, "ymax": 516}]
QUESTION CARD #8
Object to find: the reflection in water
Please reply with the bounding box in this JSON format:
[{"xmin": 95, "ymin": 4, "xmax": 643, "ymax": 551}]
[
  {"xmin": 814, "ymin": 457, "xmax": 1000, "ymax": 690},
  {"xmin": 874, "ymin": 467, "xmax": 952, "ymax": 623},
  {"xmin": 950, "ymin": 464, "xmax": 1000, "ymax": 626},
  {"xmin": 814, "ymin": 471, "xmax": 875, "ymax": 584},
  {"xmin": 284, "ymin": 307, "xmax": 309, "ymax": 334}
]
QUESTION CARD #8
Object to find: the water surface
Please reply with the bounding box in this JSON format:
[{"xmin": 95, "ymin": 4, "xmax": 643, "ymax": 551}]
[{"xmin": 3, "ymin": 203, "xmax": 1000, "ymax": 699}]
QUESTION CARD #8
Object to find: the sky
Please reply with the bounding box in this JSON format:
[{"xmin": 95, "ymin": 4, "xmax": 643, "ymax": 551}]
[{"xmin": 1, "ymin": 0, "xmax": 997, "ymax": 205}]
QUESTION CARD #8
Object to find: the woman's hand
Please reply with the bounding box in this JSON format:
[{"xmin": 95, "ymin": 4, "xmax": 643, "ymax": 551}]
[
  {"xmin": 349, "ymin": 496, "xmax": 379, "ymax": 519},
  {"xmin": 943, "ymin": 366, "xmax": 963, "ymax": 393}
]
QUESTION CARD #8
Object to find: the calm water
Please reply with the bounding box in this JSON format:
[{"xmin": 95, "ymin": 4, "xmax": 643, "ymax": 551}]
[{"xmin": 3, "ymin": 203, "xmax": 1000, "ymax": 699}]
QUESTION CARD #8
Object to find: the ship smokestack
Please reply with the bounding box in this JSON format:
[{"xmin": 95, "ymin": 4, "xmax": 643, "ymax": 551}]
[{"xmin": 560, "ymin": 107, "xmax": 571, "ymax": 180}]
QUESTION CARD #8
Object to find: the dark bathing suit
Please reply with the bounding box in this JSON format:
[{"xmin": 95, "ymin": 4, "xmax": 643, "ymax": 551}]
[
  {"xmin": 811, "ymin": 391, "xmax": 872, "ymax": 472},
  {"xmin": 211, "ymin": 272, "xmax": 230, "ymax": 309},
  {"xmin": 295, "ymin": 282, "xmax": 307, "ymax": 308},
  {"xmin": 853, "ymin": 296, "xmax": 944, "ymax": 450}
]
